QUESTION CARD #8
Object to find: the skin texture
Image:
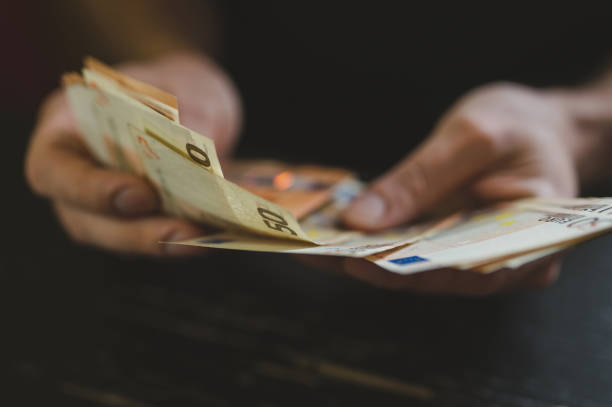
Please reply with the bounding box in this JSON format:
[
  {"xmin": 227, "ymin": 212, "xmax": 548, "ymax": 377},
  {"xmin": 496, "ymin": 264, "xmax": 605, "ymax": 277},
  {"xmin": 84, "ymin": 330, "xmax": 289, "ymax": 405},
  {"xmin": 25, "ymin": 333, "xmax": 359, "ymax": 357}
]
[{"xmin": 25, "ymin": 52, "xmax": 242, "ymax": 256}]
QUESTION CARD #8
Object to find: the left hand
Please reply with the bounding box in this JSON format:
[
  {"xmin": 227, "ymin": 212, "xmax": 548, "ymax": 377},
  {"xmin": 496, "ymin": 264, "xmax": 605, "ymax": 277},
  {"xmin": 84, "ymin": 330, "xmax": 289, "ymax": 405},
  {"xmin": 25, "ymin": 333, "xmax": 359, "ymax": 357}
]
[
  {"xmin": 25, "ymin": 52, "xmax": 242, "ymax": 256},
  {"xmin": 307, "ymin": 83, "xmax": 583, "ymax": 294}
]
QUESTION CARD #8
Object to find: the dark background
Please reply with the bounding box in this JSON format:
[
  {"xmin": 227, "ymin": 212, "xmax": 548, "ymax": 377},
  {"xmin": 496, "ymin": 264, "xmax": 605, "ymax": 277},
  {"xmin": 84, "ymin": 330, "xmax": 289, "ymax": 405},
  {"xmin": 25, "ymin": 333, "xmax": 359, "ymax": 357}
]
[{"xmin": 3, "ymin": 2, "xmax": 612, "ymax": 406}]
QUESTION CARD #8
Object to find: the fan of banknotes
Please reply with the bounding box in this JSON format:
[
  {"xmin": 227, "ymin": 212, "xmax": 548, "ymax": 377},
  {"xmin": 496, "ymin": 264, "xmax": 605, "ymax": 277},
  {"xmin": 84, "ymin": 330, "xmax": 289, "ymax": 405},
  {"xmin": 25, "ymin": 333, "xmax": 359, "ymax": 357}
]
[{"xmin": 63, "ymin": 58, "xmax": 612, "ymax": 274}]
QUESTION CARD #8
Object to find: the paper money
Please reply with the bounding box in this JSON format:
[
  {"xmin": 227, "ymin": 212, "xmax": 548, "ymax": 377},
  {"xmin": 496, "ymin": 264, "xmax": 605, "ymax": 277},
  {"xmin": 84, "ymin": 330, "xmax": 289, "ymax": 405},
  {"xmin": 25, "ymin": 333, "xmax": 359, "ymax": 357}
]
[
  {"xmin": 63, "ymin": 58, "xmax": 612, "ymax": 276},
  {"xmin": 225, "ymin": 160, "xmax": 353, "ymax": 219},
  {"xmin": 367, "ymin": 201, "xmax": 612, "ymax": 275},
  {"xmin": 65, "ymin": 62, "xmax": 223, "ymax": 177},
  {"xmin": 173, "ymin": 222, "xmax": 437, "ymax": 258},
  {"xmin": 468, "ymin": 244, "xmax": 572, "ymax": 274}
]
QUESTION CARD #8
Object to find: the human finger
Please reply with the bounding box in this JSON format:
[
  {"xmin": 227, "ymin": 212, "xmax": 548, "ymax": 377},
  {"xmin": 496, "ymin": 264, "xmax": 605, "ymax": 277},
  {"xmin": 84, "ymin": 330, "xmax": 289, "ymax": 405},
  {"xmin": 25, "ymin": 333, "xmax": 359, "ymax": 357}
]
[
  {"xmin": 25, "ymin": 94, "xmax": 159, "ymax": 217},
  {"xmin": 343, "ymin": 117, "xmax": 500, "ymax": 231},
  {"xmin": 54, "ymin": 202, "xmax": 207, "ymax": 257}
]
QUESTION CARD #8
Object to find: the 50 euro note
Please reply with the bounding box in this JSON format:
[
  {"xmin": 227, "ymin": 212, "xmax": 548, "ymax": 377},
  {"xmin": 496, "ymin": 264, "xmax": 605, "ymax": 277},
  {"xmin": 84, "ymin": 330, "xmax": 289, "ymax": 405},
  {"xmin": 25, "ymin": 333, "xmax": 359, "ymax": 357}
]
[
  {"xmin": 368, "ymin": 200, "xmax": 612, "ymax": 275},
  {"xmin": 168, "ymin": 173, "xmax": 459, "ymax": 257},
  {"xmin": 466, "ymin": 197, "xmax": 612, "ymax": 273},
  {"xmin": 143, "ymin": 134, "xmax": 449, "ymax": 255}
]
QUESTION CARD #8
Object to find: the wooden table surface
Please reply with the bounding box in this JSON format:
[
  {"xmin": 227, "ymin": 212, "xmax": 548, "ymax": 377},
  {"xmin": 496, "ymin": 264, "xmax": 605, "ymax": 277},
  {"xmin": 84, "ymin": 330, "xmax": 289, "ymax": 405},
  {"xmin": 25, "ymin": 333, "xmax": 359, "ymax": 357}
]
[
  {"xmin": 4, "ymin": 117, "xmax": 612, "ymax": 406},
  {"xmin": 4, "ymin": 193, "xmax": 612, "ymax": 406}
]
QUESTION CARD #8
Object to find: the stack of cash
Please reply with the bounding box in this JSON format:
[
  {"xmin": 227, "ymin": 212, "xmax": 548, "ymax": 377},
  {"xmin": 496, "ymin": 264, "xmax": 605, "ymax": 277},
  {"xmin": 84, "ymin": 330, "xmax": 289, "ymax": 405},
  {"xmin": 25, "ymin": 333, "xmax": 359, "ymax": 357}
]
[{"xmin": 64, "ymin": 58, "xmax": 612, "ymax": 274}]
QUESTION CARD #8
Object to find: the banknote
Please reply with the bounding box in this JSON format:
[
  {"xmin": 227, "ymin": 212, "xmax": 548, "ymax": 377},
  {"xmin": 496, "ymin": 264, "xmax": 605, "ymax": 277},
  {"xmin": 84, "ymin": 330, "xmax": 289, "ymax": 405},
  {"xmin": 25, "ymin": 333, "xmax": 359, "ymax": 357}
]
[
  {"xmin": 83, "ymin": 56, "xmax": 180, "ymax": 121},
  {"xmin": 465, "ymin": 198, "xmax": 612, "ymax": 273},
  {"xmin": 517, "ymin": 197, "xmax": 612, "ymax": 216},
  {"xmin": 467, "ymin": 244, "xmax": 572, "ymax": 274},
  {"xmin": 225, "ymin": 160, "xmax": 354, "ymax": 219},
  {"xmin": 368, "ymin": 202, "xmax": 612, "ymax": 275},
  {"xmin": 64, "ymin": 60, "xmax": 223, "ymax": 177},
  {"xmin": 171, "ymin": 221, "xmax": 439, "ymax": 257},
  {"xmin": 131, "ymin": 123, "xmax": 313, "ymax": 241},
  {"xmin": 167, "ymin": 177, "xmax": 460, "ymax": 257}
]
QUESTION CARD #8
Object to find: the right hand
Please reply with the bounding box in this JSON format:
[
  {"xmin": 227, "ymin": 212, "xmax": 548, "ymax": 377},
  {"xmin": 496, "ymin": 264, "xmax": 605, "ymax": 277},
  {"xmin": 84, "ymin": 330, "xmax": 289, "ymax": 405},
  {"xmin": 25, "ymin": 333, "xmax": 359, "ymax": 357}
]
[
  {"xmin": 25, "ymin": 52, "xmax": 243, "ymax": 256},
  {"xmin": 307, "ymin": 83, "xmax": 581, "ymax": 294}
]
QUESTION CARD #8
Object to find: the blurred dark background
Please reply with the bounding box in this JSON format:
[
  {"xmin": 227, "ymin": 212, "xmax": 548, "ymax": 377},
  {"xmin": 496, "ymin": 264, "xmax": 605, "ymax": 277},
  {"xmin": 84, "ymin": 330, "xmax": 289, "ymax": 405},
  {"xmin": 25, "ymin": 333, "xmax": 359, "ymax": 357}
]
[
  {"xmin": 3, "ymin": 1, "xmax": 612, "ymax": 406},
  {"xmin": 6, "ymin": 2, "xmax": 612, "ymax": 167}
]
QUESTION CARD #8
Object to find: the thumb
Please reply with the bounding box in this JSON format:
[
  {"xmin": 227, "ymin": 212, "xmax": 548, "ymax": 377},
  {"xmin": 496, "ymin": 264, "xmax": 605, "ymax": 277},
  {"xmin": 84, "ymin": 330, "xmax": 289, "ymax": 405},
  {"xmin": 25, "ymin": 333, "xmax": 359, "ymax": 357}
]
[{"xmin": 343, "ymin": 127, "xmax": 497, "ymax": 231}]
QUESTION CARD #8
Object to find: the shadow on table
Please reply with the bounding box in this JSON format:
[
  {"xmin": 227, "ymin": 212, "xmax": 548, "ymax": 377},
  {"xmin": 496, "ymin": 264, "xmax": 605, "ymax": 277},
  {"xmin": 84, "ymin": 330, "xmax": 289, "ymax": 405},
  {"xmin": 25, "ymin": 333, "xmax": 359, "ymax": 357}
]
[{"xmin": 3, "ymin": 113, "xmax": 612, "ymax": 406}]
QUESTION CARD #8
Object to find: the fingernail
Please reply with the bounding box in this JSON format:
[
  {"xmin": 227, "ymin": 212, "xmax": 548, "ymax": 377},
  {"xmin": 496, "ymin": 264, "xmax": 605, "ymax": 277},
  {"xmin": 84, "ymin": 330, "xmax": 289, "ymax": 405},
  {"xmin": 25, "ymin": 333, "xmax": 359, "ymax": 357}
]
[
  {"xmin": 344, "ymin": 192, "xmax": 386, "ymax": 228},
  {"xmin": 113, "ymin": 186, "xmax": 157, "ymax": 215}
]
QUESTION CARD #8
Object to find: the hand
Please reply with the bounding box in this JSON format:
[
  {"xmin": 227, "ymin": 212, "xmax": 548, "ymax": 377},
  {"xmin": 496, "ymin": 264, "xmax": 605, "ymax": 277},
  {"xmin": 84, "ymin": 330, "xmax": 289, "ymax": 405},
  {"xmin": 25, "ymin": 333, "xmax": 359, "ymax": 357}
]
[
  {"xmin": 25, "ymin": 52, "xmax": 242, "ymax": 256},
  {"xmin": 345, "ymin": 83, "xmax": 578, "ymax": 230},
  {"xmin": 320, "ymin": 83, "xmax": 583, "ymax": 294}
]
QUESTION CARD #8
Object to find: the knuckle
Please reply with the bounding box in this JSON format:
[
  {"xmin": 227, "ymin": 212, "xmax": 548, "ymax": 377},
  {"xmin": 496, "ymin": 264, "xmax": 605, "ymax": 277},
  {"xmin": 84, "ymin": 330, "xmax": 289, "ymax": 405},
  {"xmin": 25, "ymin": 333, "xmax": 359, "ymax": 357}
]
[
  {"xmin": 447, "ymin": 114, "xmax": 500, "ymax": 154},
  {"xmin": 446, "ymin": 83, "xmax": 538, "ymax": 153},
  {"xmin": 476, "ymin": 81, "xmax": 524, "ymax": 97},
  {"xmin": 466, "ymin": 82, "xmax": 531, "ymax": 104}
]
